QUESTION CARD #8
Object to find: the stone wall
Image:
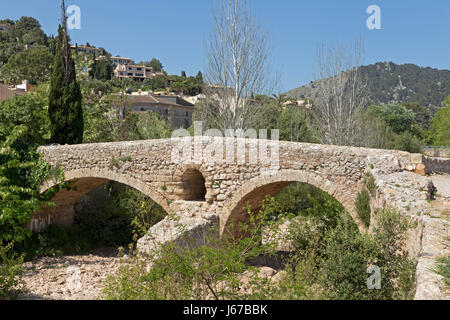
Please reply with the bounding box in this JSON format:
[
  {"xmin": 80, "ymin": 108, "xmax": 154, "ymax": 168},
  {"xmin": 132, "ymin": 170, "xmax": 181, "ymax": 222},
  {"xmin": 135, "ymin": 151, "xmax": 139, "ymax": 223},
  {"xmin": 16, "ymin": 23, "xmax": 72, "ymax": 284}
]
[
  {"xmin": 35, "ymin": 137, "xmax": 448, "ymax": 300},
  {"xmin": 422, "ymin": 147, "xmax": 450, "ymax": 158}
]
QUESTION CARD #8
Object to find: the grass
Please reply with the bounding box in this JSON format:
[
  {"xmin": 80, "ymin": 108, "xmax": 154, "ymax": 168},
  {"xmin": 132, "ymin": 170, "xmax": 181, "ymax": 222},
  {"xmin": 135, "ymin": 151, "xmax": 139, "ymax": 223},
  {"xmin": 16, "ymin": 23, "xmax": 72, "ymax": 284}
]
[{"xmin": 435, "ymin": 256, "xmax": 450, "ymax": 286}]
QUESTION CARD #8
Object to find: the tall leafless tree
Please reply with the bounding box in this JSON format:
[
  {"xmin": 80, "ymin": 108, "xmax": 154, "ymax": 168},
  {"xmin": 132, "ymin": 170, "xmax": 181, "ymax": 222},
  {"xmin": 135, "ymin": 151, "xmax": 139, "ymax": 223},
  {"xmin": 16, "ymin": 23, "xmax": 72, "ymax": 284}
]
[
  {"xmin": 201, "ymin": 0, "xmax": 275, "ymax": 133},
  {"xmin": 311, "ymin": 39, "xmax": 369, "ymax": 146}
]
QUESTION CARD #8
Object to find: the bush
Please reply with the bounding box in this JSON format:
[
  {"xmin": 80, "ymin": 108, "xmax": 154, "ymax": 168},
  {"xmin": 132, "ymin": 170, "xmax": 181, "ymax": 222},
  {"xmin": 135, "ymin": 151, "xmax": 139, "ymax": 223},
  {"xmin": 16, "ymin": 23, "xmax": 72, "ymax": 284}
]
[
  {"xmin": 286, "ymin": 207, "xmax": 416, "ymax": 300},
  {"xmin": 435, "ymin": 256, "xmax": 450, "ymax": 286},
  {"xmin": 318, "ymin": 212, "xmax": 379, "ymax": 300},
  {"xmin": 103, "ymin": 209, "xmax": 276, "ymax": 300},
  {"xmin": 393, "ymin": 131, "xmax": 423, "ymax": 153},
  {"xmin": 355, "ymin": 189, "xmax": 371, "ymax": 227},
  {"xmin": 0, "ymin": 242, "xmax": 25, "ymax": 300}
]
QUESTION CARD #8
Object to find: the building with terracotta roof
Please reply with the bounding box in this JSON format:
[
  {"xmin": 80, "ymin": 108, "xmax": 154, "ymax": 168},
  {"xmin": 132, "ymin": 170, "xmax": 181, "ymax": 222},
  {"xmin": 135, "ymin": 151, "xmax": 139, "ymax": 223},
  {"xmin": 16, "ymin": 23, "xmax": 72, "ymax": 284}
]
[{"xmin": 115, "ymin": 93, "xmax": 194, "ymax": 128}]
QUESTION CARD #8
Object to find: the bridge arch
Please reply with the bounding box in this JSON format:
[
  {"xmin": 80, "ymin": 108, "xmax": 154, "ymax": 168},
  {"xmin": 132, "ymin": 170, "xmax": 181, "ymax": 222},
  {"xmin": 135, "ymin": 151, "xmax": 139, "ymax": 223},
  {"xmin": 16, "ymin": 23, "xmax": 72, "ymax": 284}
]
[
  {"xmin": 32, "ymin": 168, "xmax": 170, "ymax": 232},
  {"xmin": 221, "ymin": 169, "xmax": 365, "ymax": 236}
]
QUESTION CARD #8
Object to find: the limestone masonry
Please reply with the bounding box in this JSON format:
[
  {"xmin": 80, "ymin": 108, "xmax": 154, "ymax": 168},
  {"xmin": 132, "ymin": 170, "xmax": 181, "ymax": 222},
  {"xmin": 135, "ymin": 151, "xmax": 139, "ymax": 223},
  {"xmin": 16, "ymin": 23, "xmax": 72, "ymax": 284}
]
[{"xmin": 36, "ymin": 137, "xmax": 450, "ymax": 300}]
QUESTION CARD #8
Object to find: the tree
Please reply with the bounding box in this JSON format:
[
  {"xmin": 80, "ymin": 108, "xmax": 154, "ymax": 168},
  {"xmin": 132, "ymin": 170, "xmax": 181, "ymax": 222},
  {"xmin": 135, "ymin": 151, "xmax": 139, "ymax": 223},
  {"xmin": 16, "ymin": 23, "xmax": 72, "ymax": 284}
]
[
  {"xmin": 402, "ymin": 102, "xmax": 431, "ymax": 129},
  {"xmin": 142, "ymin": 75, "xmax": 168, "ymax": 91},
  {"xmin": 278, "ymin": 105, "xmax": 315, "ymax": 143},
  {"xmin": 89, "ymin": 56, "xmax": 113, "ymax": 81},
  {"xmin": 2, "ymin": 45, "xmax": 53, "ymax": 84},
  {"xmin": 195, "ymin": 71, "xmax": 203, "ymax": 83},
  {"xmin": 146, "ymin": 58, "xmax": 163, "ymax": 72},
  {"xmin": 430, "ymin": 106, "xmax": 450, "ymax": 146},
  {"xmin": 311, "ymin": 39, "xmax": 368, "ymax": 146},
  {"xmin": 367, "ymin": 103, "xmax": 415, "ymax": 134},
  {"xmin": 0, "ymin": 126, "xmax": 52, "ymax": 244},
  {"xmin": 0, "ymin": 86, "xmax": 50, "ymax": 145},
  {"xmin": 12, "ymin": 16, "xmax": 47, "ymax": 46},
  {"xmin": 202, "ymin": 0, "xmax": 274, "ymax": 132},
  {"xmin": 48, "ymin": 0, "xmax": 83, "ymax": 145}
]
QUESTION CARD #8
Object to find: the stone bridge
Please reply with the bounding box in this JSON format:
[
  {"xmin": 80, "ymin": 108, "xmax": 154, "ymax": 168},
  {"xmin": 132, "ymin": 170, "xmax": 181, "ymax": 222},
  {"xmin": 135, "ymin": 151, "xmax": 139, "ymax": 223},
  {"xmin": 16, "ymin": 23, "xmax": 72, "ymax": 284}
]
[{"xmin": 34, "ymin": 137, "xmax": 450, "ymax": 300}]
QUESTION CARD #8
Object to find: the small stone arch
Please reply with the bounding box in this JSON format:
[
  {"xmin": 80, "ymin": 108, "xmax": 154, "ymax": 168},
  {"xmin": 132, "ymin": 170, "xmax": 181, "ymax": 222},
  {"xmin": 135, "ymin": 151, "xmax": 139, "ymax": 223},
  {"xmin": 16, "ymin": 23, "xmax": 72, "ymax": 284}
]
[
  {"xmin": 221, "ymin": 169, "xmax": 365, "ymax": 237},
  {"xmin": 181, "ymin": 167, "xmax": 207, "ymax": 201}
]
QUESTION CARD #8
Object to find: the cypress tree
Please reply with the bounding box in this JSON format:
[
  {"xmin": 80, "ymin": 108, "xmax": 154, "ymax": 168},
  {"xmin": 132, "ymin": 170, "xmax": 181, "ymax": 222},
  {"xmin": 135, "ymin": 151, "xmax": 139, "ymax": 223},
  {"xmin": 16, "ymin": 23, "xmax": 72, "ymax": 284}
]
[{"xmin": 48, "ymin": 0, "xmax": 83, "ymax": 145}]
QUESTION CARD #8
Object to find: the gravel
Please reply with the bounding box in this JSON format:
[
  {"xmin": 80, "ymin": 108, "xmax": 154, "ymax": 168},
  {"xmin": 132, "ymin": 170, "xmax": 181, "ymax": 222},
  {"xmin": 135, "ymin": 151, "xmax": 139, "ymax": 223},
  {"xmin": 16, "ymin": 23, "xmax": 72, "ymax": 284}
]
[{"xmin": 19, "ymin": 247, "xmax": 129, "ymax": 300}]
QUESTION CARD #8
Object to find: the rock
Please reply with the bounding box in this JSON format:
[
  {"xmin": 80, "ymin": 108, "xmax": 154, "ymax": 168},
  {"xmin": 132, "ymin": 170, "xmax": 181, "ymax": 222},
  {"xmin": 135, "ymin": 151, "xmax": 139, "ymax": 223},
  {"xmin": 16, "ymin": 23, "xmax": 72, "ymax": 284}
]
[
  {"xmin": 271, "ymin": 270, "xmax": 287, "ymax": 283},
  {"xmin": 258, "ymin": 267, "xmax": 276, "ymax": 279},
  {"xmin": 415, "ymin": 163, "xmax": 426, "ymax": 176},
  {"xmin": 216, "ymin": 194, "xmax": 227, "ymax": 201}
]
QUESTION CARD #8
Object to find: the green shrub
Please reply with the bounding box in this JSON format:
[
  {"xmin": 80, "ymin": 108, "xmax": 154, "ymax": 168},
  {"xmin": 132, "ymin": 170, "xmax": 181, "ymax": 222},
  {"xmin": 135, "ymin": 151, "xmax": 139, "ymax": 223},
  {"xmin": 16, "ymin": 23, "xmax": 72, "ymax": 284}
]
[
  {"xmin": 355, "ymin": 189, "xmax": 371, "ymax": 227},
  {"xmin": 365, "ymin": 173, "xmax": 377, "ymax": 195},
  {"xmin": 0, "ymin": 242, "xmax": 25, "ymax": 300},
  {"xmin": 103, "ymin": 209, "xmax": 276, "ymax": 300},
  {"xmin": 319, "ymin": 212, "xmax": 378, "ymax": 300},
  {"xmin": 435, "ymin": 256, "xmax": 450, "ymax": 286},
  {"xmin": 275, "ymin": 182, "xmax": 343, "ymax": 229},
  {"xmin": 393, "ymin": 131, "xmax": 423, "ymax": 153}
]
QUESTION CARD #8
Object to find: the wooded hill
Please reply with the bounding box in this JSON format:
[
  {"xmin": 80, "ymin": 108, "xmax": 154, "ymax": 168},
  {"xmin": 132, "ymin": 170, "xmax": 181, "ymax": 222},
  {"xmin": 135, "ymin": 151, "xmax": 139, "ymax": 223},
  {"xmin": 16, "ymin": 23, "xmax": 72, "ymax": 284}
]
[{"xmin": 287, "ymin": 62, "xmax": 450, "ymax": 113}]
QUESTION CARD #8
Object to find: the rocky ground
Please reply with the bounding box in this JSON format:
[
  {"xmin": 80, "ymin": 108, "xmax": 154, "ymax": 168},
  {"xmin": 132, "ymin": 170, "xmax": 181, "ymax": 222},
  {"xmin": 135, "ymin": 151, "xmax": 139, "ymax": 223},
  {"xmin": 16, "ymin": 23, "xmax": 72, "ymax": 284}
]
[
  {"xmin": 414, "ymin": 174, "xmax": 450, "ymax": 300},
  {"xmin": 18, "ymin": 247, "xmax": 286, "ymax": 300},
  {"xmin": 19, "ymin": 247, "xmax": 129, "ymax": 300}
]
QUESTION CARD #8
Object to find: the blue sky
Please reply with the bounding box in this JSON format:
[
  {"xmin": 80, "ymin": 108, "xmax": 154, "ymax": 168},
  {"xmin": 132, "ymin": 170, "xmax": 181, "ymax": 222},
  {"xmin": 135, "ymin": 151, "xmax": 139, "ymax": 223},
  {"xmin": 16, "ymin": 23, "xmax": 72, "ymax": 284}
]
[{"xmin": 1, "ymin": 0, "xmax": 449, "ymax": 92}]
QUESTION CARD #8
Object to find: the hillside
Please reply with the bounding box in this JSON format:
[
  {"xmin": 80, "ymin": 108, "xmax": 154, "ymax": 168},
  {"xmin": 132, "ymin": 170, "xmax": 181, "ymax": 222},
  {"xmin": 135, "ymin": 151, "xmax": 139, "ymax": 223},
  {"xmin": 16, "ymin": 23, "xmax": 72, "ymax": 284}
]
[{"xmin": 287, "ymin": 62, "xmax": 450, "ymax": 112}]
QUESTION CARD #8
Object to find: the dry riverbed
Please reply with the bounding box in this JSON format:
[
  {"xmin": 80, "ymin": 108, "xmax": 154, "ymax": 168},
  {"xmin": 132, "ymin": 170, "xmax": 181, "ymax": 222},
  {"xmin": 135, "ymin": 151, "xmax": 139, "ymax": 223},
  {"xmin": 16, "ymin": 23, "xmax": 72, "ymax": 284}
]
[{"xmin": 19, "ymin": 247, "xmax": 129, "ymax": 300}]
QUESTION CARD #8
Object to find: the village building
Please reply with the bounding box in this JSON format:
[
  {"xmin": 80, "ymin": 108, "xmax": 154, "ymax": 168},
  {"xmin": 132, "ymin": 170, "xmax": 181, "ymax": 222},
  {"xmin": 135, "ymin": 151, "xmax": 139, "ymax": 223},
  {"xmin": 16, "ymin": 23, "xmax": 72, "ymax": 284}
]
[
  {"xmin": 113, "ymin": 64, "xmax": 164, "ymax": 81},
  {"xmin": 114, "ymin": 92, "xmax": 195, "ymax": 129}
]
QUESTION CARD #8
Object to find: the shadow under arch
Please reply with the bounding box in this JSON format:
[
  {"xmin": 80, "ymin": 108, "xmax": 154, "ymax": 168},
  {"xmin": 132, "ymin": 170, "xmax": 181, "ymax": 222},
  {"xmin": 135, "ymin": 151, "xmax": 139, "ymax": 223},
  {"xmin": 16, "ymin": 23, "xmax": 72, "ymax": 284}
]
[
  {"xmin": 221, "ymin": 169, "xmax": 365, "ymax": 237},
  {"xmin": 32, "ymin": 168, "xmax": 170, "ymax": 233}
]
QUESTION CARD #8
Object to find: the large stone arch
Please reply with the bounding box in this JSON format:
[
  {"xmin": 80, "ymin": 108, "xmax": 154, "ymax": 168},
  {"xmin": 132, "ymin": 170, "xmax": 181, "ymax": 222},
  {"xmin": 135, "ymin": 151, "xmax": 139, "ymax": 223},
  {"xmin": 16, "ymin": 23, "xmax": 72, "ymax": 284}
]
[
  {"xmin": 221, "ymin": 169, "xmax": 365, "ymax": 236},
  {"xmin": 32, "ymin": 168, "xmax": 170, "ymax": 233}
]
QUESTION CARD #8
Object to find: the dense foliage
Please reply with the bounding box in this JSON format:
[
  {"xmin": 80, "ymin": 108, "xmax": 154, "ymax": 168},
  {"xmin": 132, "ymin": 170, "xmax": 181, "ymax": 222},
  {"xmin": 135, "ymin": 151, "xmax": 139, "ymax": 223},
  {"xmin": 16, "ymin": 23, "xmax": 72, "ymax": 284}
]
[
  {"xmin": 103, "ymin": 193, "xmax": 416, "ymax": 300},
  {"xmin": 0, "ymin": 17, "xmax": 47, "ymax": 67},
  {"xmin": 430, "ymin": 104, "xmax": 450, "ymax": 146},
  {"xmin": 1, "ymin": 45, "xmax": 53, "ymax": 84}
]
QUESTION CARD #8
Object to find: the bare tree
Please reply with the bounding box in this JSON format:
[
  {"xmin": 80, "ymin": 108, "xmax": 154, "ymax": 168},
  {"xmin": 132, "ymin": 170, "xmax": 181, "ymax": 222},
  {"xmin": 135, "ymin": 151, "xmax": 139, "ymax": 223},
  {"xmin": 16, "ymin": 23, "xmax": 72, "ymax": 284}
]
[
  {"xmin": 201, "ymin": 0, "xmax": 275, "ymax": 133},
  {"xmin": 311, "ymin": 39, "xmax": 369, "ymax": 146}
]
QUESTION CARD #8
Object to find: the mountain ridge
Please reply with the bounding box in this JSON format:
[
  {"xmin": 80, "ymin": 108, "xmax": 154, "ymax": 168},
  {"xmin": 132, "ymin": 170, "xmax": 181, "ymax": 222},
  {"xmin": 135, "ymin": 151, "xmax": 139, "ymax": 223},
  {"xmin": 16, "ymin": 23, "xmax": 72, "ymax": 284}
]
[{"xmin": 286, "ymin": 62, "xmax": 450, "ymax": 111}]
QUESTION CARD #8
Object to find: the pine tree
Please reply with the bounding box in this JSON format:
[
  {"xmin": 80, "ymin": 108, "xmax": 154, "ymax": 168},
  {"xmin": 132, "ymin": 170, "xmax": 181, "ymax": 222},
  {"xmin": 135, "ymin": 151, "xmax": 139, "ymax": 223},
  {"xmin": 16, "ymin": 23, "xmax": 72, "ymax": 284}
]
[{"xmin": 48, "ymin": 0, "xmax": 83, "ymax": 145}]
